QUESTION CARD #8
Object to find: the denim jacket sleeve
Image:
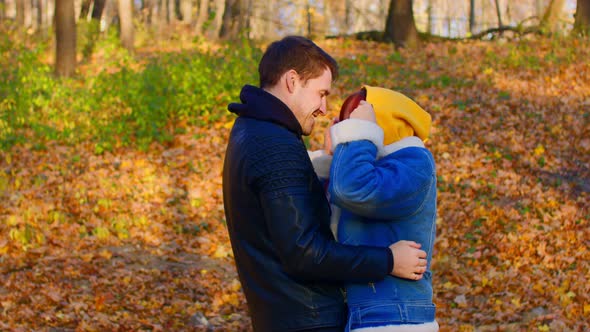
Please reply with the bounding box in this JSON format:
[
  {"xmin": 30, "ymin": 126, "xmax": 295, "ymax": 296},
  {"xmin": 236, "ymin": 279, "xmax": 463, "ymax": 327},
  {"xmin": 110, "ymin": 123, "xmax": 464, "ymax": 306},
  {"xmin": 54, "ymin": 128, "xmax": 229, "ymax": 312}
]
[
  {"xmin": 328, "ymin": 120, "xmax": 436, "ymax": 220},
  {"xmin": 248, "ymin": 134, "xmax": 391, "ymax": 282}
]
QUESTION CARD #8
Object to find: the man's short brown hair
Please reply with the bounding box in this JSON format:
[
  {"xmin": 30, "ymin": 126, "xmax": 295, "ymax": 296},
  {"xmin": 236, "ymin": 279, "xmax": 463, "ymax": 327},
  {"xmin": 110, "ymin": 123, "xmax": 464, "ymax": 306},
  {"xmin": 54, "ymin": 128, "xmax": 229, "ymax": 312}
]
[{"xmin": 258, "ymin": 36, "xmax": 339, "ymax": 88}]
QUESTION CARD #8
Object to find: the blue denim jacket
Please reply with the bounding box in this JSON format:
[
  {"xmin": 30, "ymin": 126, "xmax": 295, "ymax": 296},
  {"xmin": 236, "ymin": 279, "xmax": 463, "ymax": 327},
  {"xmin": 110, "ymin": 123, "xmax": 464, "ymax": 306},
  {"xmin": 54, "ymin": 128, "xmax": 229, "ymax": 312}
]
[{"xmin": 323, "ymin": 119, "xmax": 437, "ymax": 330}]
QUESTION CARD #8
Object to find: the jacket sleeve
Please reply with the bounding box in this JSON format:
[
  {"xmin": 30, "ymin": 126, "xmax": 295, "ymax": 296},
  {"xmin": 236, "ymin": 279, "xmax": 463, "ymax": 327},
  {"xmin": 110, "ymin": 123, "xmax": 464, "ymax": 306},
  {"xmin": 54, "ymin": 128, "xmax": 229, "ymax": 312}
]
[
  {"xmin": 329, "ymin": 121, "xmax": 436, "ymax": 220},
  {"xmin": 249, "ymin": 135, "xmax": 391, "ymax": 282}
]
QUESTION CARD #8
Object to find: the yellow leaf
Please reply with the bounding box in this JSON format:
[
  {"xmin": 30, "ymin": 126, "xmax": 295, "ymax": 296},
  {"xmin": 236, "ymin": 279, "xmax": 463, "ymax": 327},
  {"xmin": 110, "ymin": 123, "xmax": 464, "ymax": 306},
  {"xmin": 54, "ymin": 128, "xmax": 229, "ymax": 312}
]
[
  {"xmin": 230, "ymin": 278, "xmax": 241, "ymax": 292},
  {"xmin": 481, "ymin": 277, "xmax": 490, "ymax": 287},
  {"xmin": 443, "ymin": 281, "xmax": 456, "ymax": 290},
  {"xmin": 458, "ymin": 324, "xmax": 475, "ymax": 332},
  {"xmin": 81, "ymin": 253, "xmax": 94, "ymax": 262},
  {"xmin": 416, "ymin": 94, "xmax": 429, "ymax": 105},
  {"xmin": 584, "ymin": 303, "xmax": 590, "ymax": 314},
  {"xmin": 99, "ymin": 249, "xmax": 112, "ymax": 260},
  {"xmin": 550, "ymin": 125, "xmax": 561, "ymax": 135},
  {"xmin": 511, "ymin": 297, "xmax": 521, "ymax": 308},
  {"xmin": 538, "ymin": 324, "xmax": 550, "ymax": 332},
  {"xmin": 213, "ymin": 245, "xmax": 230, "ymax": 258},
  {"xmin": 534, "ymin": 144, "xmax": 545, "ymax": 156}
]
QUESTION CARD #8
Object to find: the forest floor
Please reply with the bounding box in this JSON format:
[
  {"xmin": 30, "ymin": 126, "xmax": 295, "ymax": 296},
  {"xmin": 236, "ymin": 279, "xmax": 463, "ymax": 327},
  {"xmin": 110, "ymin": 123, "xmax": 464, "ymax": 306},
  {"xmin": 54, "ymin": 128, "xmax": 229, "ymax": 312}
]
[{"xmin": 1, "ymin": 37, "xmax": 589, "ymax": 331}]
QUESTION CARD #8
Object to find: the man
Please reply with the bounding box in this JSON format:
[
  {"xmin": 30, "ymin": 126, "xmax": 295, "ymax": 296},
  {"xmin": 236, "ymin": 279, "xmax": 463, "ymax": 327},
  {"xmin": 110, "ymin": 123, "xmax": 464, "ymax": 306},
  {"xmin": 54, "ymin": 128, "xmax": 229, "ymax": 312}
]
[{"xmin": 222, "ymin": 36, "xmax": 427, "ymax": 332}]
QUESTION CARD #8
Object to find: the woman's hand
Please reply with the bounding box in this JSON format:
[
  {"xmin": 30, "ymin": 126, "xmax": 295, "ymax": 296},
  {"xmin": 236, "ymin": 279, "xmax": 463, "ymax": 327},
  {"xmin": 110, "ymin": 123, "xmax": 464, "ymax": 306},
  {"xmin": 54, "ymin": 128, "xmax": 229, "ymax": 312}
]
[
  {"xmin": 323, "ymin": 117, "xmax": 339, "ymax": 154},
  {"xmin": 350, "ymin": 100, "xmax": 376, "ymax": 123}
]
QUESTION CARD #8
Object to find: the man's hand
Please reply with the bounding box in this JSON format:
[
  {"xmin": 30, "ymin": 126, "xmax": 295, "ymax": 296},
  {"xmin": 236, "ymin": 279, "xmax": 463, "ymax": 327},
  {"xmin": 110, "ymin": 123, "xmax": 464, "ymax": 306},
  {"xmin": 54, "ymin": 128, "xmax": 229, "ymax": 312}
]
[
  {"xmin": 349, "ymin": 100, "xmax": 376, "ymax": 123},
  {"xmin": 389, "ymin": 241, "xmax": 427, "ymax": 280}
]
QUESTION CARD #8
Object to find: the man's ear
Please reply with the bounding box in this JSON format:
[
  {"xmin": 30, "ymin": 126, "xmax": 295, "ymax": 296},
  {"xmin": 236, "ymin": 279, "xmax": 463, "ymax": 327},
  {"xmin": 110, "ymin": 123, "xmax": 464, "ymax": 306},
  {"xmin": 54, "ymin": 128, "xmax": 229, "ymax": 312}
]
[{"xmin": 285, "ymin": 69, "xmax": 298, "ymax": 93}]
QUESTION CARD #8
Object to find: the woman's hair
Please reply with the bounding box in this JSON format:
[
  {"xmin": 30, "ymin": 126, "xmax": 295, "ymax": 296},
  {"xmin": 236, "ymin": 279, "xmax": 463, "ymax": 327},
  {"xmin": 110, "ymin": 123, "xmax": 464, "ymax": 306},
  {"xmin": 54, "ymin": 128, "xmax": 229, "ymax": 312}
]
[
  {"xmin": 258, "ymin": 36, "xmax": 339, "ymax": 88},
  {"xmin": 339, "ymin": 88, "xmax": 367, "ymax": 121}
]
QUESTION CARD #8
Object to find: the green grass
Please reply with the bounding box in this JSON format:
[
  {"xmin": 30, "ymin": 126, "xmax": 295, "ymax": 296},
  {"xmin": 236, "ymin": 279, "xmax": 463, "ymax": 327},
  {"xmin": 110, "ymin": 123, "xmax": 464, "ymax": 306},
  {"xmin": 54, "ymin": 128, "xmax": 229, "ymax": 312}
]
[{"xmin": 0, "ymin": 35, "xmax": 260, "ymax": 152}]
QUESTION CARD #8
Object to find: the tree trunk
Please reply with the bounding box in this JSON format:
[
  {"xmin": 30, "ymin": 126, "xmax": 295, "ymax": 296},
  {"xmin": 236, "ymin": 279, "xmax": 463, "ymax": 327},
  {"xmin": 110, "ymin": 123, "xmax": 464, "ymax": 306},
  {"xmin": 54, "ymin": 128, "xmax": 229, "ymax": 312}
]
[
  {"xmin": 250, "ymin": 0, "xmax": 276, "ymax": 40},
  {"xmin": 55, "ymin": 0, "xmax": 77, "ymax": 77},
  {"xmin": 119, "ymin": 0, "xmax": 134, "ymax": 52},
  {"xmin": 37, "ymin": 0, "xmax": 46, "ymax": 31},
  {"xmin": 384, "ymin": 0, "xmax": 419, "ymax": 48},
  {"xmin": 195, "ymin": 0, "xmax": 208, "ymax": 34},
  {"xmin": 426, "ymin": 0, "xmax": 432, "ymax": 34},
  {"xmin": 536, "ymin": 0, "xmax": 543, "ymax": 17},
  {"xmin": 179, "ymin": 0, "xmax": 191, "ymax": 23},
  {"xmin": 574, "ymin": 0, "xmax": 590, "ymax": 35},
  {"xmin": 540, "ymin": 0, "xmax": 566, "ymax": 33},
  {"xmin": 0, "ymin": 0, "xmax": 5, "ymax": 22},
  {"xmin": 210, "ymin": 0, "xmax": 224, "ymax": 38},
  {"xmin": 494, "ymin": 0, "xmax": 503, "ymax": 28},
  {"xmin": 469, "ymin": 0, "xmax": 475, "ymax": 34},
  {"xmin": 79, "ymin": 0, "xmax": 91, "ymax": 19},
  {"xmin": 91, "ymin": 0, "xmax": 106, "ymax": 20},
  {"xmin": 17, "ymin": 0, "xmax": 25, "ymax": 25},
  {"xmin": 166, "ymin": 0, "xmax": 178, "ymax": 22},
  {"xmin": 219, "ymin": 0, "xmax": 244, "ymax": 39},
  {"xmin": 25, "ymin": 0, "xmax": 33, "ymax": 27},
  {"xmin": 143, "ymin": 0, "xmax": 153, "ymax": 25},
  {"xmin": 101, "ymin": 0, "xmax": 117, "ymax": 31},
  {"xmin": 81, "ymin": 0, "xmax": 105, "ymax": 58}
]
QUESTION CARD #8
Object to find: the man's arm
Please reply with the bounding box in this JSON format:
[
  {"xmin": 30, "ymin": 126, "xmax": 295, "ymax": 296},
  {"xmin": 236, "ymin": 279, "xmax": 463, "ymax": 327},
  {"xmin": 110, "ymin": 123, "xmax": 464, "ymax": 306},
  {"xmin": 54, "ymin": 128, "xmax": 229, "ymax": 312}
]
[{"xmin": 250, "ymin": 135, "xmax": 426, "ymax": 281}]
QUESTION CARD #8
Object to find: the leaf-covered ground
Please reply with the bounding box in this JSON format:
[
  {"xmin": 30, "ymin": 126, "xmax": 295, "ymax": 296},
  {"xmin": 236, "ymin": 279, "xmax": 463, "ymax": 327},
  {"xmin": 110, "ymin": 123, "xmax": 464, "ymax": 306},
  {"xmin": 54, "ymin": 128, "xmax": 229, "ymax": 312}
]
[{"xmin": 1, "ymin": 37, "xmax": 589, "ymax": 331}]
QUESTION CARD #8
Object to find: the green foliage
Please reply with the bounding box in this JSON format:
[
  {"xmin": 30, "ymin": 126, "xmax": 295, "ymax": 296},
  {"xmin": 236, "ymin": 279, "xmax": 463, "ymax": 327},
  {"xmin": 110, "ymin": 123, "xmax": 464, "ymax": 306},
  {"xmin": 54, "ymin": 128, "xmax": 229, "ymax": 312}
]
[{"xmin": 0, "ymin": 36, "xmax": 261, "ymax": 152}]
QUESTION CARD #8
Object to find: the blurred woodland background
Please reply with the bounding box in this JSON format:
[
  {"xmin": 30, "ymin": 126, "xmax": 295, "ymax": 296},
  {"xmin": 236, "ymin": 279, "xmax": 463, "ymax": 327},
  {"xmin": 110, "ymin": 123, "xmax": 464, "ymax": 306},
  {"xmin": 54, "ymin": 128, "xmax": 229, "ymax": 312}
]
[{"xmin": 1, "ymin": 0, "xmax": 589, "ymax": 331}]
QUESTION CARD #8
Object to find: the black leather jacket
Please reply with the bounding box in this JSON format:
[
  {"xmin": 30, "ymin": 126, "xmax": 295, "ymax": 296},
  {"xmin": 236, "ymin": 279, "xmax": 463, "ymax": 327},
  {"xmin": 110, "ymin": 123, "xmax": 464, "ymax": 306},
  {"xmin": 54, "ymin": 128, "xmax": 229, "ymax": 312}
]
[{"xmin": 222, "ymin": 85, "xmax": 392, "ymax": 332}]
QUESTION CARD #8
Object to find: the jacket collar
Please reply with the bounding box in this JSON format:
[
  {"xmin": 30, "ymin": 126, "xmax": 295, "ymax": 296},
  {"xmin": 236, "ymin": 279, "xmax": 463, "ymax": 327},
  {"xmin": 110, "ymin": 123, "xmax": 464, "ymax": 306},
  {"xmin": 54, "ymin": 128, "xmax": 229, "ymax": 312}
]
[{"xmin": 228, "ymin": 85, "xmax": 303, "ymax": 137}]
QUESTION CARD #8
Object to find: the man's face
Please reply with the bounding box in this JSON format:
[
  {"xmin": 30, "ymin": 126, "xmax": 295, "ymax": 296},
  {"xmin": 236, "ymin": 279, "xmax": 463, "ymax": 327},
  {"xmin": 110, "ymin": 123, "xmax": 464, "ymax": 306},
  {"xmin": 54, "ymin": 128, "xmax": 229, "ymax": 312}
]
[{"xmin": 291, "ymin": 68, "xmax": 332, "ymax": 136}]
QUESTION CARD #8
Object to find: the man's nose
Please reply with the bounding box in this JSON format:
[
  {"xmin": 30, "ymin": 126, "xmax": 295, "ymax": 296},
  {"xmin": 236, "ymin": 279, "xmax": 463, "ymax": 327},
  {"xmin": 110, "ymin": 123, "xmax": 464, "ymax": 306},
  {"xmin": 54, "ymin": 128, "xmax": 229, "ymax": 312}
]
[{"xmin": 319, "ymin": 99, "xmax": 327, "ymax": 115}]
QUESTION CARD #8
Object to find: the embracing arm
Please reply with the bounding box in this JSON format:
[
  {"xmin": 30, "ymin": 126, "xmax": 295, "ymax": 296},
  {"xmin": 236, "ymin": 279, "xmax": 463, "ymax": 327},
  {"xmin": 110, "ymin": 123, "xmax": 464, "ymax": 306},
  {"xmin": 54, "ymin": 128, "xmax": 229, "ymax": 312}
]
[{"xmin": 250, "ymin": 135, "xmax": 394, "ymax": 282}]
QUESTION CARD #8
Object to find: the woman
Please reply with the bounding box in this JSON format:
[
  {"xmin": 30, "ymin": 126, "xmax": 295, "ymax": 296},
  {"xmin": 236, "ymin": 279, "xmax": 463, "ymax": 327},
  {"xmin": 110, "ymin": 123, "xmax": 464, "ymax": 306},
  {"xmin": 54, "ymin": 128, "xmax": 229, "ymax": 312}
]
[{"xmin": 311, "ymin": 86, "xmax": 439, "ymax": 332}]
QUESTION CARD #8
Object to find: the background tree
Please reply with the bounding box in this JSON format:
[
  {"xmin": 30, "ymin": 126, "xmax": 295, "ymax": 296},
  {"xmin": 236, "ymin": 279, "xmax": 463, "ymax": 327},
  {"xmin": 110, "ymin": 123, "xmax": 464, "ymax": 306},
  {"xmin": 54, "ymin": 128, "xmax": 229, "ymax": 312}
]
[
  {"xmin": 180, "ymin": 0, "xmax": 192, "ymax": 24},
  {"xmin": 81, "ymin": 0, "xmax": 106, "ymax": 58},
  {"xmin": 384, "ymin": 0, "xmax": 419, "ymax": 48},
  {"xmin": 219, "ymin": 0, "xmax": 246, "ymax": 39},
  {"xmin": 16, "ymin": 0, "xmax": 25, "ymax": 26},
  {"xmin": 92, "ymin": 0, "xmax": 107, "ymax": 20},
  {"xmin": 574, "ymin": 0, "xmax": 590, "ymax": 34},
  {"xmin": 119, "ymin": 0, "xmax": 134, "ymax": 52},
  {"xmin": 195, "ymin": 0, "xmax": 209, "ymax": 35},
  {"xmin": 493, "ymin": 0, "xmax": 504, "ymax": 28},
  {"xmin": 55, "ymin": 0, "xmax": 76, "ymax": 77},
  {"xmin": 80, "ymin": 0, "xmax": 92, "ymax": 19},
  {"xmin": 0, "ymin": 0, "xmax": 5, "ymax": 22},
  {"xmin": 209, "ymin": 0, "xmax": 225, "ymax": 37},
  {"xmin": 540, "ymin": 0, "xmax": 566, "ymax": 33},
  {"xmin": 469, "ymin": 0, "xmax": 475, "ymax": 34}
]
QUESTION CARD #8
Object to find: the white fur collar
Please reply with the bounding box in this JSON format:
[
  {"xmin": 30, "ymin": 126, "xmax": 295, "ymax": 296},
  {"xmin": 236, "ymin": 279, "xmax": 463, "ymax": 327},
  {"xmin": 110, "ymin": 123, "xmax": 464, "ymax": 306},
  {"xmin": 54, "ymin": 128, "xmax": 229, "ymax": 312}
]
[
  {"xmin": 330, "ymin": 119, "xmax": 424, "ymax": 158},
  {"xmin": 379, "ymin": 136, "xmax": 425, "ymax": 157},
  {"xmin": 330, "ymin": 119, "xmax": 384, "ymax": 152},
  {"xmin": 308, "ymin": 120, "xmax": 425, "ymax": 179}
]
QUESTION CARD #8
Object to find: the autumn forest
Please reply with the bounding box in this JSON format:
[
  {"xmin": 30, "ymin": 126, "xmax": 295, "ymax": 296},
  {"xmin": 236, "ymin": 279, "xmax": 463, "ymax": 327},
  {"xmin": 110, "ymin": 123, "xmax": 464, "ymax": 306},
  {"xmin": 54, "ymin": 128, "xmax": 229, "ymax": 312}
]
[{"xmin": 1, "ymin": 0, "xmax": 589, "ymax": 331}]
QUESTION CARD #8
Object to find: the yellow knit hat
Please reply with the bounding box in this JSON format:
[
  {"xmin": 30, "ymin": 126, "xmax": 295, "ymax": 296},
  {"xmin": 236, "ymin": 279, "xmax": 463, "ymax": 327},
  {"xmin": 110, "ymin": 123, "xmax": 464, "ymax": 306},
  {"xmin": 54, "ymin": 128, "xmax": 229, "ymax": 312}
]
[{"xmin": 364, "ymin": 85, "xmax": 431, "ymax": 145}]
